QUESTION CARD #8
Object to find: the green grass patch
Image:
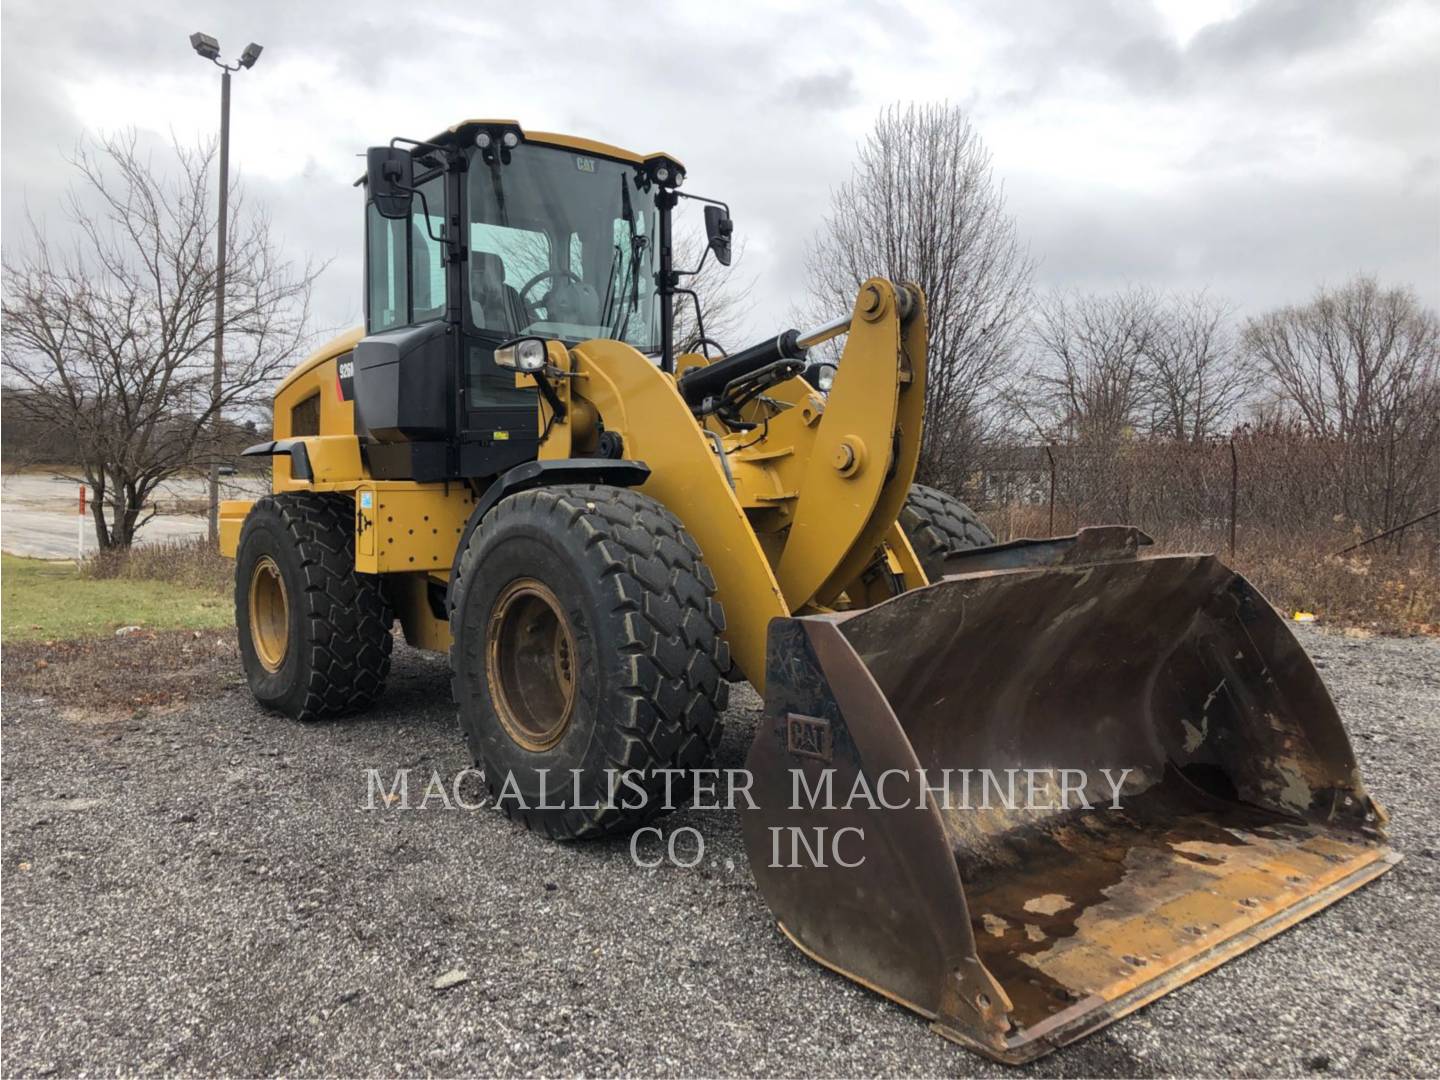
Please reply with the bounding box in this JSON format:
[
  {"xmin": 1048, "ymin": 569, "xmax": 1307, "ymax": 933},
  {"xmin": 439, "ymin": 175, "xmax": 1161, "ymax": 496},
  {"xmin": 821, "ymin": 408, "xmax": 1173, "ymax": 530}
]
[{"xmin": 2, "ymin": 554, "xmax": 232, "ymax": 643}]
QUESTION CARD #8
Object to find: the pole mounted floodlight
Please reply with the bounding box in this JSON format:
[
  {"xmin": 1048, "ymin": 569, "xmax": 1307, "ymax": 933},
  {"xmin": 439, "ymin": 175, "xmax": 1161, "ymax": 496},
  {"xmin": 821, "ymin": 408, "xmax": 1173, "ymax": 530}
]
[
  {"xmin": 190, "ymin": 31, "xmax": 220, "ymax": 61},
  {"xmin": 189, "ymin": 32, "xmax": 264, "ymax": 72},
  {"xmin": 189, "ymin": 32, "xmax": 263, "ymax": 542}
]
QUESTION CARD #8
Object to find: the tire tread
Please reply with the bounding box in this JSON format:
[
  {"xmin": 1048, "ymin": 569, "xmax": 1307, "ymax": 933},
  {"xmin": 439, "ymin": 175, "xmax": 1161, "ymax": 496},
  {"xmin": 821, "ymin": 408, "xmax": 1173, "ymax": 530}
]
[
  {"xmin": 448, "ymin": 484, "xmax": 728, "ymax": 839},
  {"xmin": 900, "ymin": 483, "xmax": 996, "ymax": 581},
  {"xmin": 240, "ymin": 492, "xmax": 392, "ymax": 720}
]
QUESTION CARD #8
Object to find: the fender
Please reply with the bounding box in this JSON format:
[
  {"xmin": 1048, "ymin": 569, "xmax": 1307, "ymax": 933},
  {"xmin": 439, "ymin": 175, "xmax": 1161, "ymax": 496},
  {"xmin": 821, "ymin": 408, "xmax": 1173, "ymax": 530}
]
[
  {"xmin": 240, "ymin": 435, "xmax": 363, "ymax": 486},
  {"xmin": 446, "ymin": 457, "xmax": 651, "ymax": 603},
  {"xmin": 241, "ymin": 438, "xmax": 313, "ymax": 481}
]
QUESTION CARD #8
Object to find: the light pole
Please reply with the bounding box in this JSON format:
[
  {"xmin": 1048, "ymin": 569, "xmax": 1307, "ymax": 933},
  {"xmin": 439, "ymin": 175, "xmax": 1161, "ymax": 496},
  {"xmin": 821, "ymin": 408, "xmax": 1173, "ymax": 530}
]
[{"xmin": 190, "ymin": 32, "xmax": 263, "ymax": 544}]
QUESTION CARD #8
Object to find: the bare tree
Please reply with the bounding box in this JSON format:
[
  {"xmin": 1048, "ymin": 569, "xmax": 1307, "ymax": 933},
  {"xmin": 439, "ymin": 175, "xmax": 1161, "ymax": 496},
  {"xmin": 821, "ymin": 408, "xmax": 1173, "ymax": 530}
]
[
  {"xmin": 2, "ymin": 131, "xmax": 322, "ymax": 548},
  {"xmin": 1142, "ymin": 291, "xmax": 1254, "ymax": 442},
  {"xmin": 1025, "ymin": 288, "xmax": 1155, "ymax": 444},
  {"xmin": 1243, "ymin": 276, "xmax": 1440, "ymax": 535},
  {"xmin": 803, "ymin": 102, "xmax": 1033, "ymax": 494}
]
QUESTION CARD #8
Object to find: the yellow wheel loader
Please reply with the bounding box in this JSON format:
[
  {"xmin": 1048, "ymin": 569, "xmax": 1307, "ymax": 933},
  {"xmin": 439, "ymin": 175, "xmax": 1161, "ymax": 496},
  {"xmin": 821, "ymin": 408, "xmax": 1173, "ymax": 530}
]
[{"xmin": 220, "ymin": 120, "xmax": 1396, "ymax": 1062}]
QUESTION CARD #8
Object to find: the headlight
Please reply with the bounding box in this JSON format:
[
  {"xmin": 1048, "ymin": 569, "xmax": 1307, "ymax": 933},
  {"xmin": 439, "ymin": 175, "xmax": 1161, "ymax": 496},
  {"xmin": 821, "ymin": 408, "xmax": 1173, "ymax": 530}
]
[
  {"xmin": 494, "ymin": 337, "xmax": 548, "ymax": 372},
  {"xmin": 805, "ymin": 362, "xmax": 836, "ymax": 393},
  {"xmin": 643, "ymin": 154, "xmax": 685, "ymax": 188}
]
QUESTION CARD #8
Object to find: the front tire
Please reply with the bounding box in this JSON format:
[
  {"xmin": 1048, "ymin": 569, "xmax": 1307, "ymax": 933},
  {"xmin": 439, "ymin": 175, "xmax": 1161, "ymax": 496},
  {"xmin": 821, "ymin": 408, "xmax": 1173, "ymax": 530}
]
[
  {"xmin": 449, "ymin": 484, "xmax": 729, "ymax": 840},
  {"xmin": 900, "ymin": 483, "xmax": 996, "ymax": 582},
  {"xmin": 235, "ymin": 492, "xmax": 393, "ymax": 720}
]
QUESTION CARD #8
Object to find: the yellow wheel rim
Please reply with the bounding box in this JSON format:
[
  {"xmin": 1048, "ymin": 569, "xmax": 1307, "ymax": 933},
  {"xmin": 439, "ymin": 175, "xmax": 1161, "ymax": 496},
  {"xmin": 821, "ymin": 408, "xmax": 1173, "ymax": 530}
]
[
  {"xmin": 486, "ymin": 578, "xmax": 578, "ymax": 752},
  {"xmin": 248, "ymin": 555, "xmax": 290, "ymax": 673}
]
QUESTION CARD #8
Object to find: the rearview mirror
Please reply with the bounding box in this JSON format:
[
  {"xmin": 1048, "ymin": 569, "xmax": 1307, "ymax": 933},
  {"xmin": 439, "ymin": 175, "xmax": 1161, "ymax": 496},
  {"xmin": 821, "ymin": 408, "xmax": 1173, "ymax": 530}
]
[
  {"xmin": 704, "ymin": 204, "xmax": 733, "ymax": 267},
  {"xmin": 366, "ymin": 146, "xmax": 415, "ymax": 220}
]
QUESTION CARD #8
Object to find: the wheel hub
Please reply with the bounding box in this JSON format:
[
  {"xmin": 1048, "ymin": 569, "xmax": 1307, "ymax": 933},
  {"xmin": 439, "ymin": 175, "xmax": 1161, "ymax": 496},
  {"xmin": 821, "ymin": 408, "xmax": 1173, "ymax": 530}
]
[
  {"xmin": 248, "ymin": 554, "xmax": 289, "ymax": 672},
  {"xmin": 486, "ymin": 578, "xmax": 578, "ymax": 752}
]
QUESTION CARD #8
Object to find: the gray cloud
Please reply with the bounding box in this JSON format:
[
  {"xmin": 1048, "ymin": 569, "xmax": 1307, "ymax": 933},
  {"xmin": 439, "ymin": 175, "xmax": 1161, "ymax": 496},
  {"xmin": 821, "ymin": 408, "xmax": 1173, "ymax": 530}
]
[
  {"xmin": 1011, "ymin": 168, "xmax": 1437, "ymax": 305},
  {"xmin": 1188, "ymin": 0, "xmax": 1378, "ymax": 68},
  {"xmin": 974, "ymin": 0, "xmax": 1405, "ymax": 99},
  {"xmin": 776, "ymin": 68, "xmax": 860, "ymax": 110},
  {"xmin": 3, "ymin": 0, "xmax": 1436, "ymax": 352}
]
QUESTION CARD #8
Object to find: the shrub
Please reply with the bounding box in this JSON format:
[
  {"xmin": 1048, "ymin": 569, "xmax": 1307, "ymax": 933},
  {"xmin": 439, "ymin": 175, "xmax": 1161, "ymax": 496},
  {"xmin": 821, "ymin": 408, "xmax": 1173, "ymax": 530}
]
[{"xmin": 81, "ymin": 537, "xmax": 232, "ymax": 595}]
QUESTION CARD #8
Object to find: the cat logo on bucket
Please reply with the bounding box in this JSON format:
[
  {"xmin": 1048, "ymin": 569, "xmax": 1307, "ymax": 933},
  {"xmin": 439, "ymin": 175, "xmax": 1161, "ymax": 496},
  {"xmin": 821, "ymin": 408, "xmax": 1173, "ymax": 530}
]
[{"xmin": 786, "ymin": 715, "xmax": 832, "ymax": 762}]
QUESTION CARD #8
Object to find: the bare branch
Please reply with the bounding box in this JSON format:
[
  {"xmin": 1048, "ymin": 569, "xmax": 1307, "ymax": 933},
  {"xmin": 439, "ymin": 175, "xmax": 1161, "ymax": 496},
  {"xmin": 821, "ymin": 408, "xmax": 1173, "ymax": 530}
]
[{"xmin": 801, "ymin": 102, "xmax": 1033, "ymax": 496}]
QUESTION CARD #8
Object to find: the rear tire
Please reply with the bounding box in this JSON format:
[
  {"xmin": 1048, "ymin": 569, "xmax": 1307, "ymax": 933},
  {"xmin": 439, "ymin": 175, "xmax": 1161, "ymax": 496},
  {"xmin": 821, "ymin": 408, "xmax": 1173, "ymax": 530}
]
[
  {"xmin": 900, "ymin": 484, "xmax": 996, "ymax": 582},
  {"xmin": 235, "ymin": 492, "xmax": 393, "ymax": 720},
  {"xmin": 449, "ymin": 484, "xmax": 729, "ymax": 840}
]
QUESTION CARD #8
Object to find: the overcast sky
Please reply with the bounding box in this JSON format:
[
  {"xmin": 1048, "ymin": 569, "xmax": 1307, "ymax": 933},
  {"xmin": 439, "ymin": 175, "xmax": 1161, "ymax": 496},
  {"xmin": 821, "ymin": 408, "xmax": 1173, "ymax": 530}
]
[{"xmin": 3, "ymin": 0, "xmax": 1437, "ymax": 347}]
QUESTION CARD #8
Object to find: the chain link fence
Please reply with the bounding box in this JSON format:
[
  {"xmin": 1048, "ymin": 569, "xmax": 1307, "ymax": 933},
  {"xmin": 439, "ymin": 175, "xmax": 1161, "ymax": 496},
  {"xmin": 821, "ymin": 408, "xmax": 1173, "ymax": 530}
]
[{"xmin": 968, "ymin": 433, "xmax": 1440, "ymax": 565}]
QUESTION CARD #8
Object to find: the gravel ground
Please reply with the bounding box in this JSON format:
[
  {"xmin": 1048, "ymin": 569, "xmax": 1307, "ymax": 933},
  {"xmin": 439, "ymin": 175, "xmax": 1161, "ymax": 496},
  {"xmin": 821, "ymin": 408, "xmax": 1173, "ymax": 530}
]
[{"xmin": 2, "ymin": 626, "xmax": 1437, "ymax": 1077}]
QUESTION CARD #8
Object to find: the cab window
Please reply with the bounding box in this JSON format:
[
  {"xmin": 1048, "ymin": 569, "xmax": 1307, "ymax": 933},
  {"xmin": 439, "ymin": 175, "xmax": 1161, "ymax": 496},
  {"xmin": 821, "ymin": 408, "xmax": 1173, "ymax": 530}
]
[
  {"xmin": 411, "ymin": 174, "xmax": 446, "ymax": 323},
  {"xmin": 366, "ymin": 204, "xmax": 408, "ymax": 333},
  {"xmin": 470, "ymin": 223, "xmax": 549, "ymax": 336}
]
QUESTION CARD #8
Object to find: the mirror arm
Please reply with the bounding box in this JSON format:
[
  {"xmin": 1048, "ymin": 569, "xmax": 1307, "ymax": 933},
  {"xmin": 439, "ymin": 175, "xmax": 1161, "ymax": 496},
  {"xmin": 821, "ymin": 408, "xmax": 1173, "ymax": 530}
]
[
  {"xmin": 674, "ymin": 244, "xmax": 711, "ymax": 279},
  {"xmin": 673, "ymin": 285, "xmax": 719, "ymax": 358},
  {"xmin": 675, "ymin": 190, "xmax": 731, "ymax": 215},
  {"xmin": 411, "ymin": 188, "xmax": 446, "ymax": 245},
  {"xmin": 390, "ymin": 136, "xmax": 451, "ymax": 158}
]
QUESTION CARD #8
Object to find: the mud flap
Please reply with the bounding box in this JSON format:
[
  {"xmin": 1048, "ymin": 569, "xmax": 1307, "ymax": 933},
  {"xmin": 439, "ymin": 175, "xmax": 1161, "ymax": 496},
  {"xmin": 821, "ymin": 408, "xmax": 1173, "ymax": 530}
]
[{"xmin": 741, "ymin": 530, "xmax": 1396, "ymax": 1063}]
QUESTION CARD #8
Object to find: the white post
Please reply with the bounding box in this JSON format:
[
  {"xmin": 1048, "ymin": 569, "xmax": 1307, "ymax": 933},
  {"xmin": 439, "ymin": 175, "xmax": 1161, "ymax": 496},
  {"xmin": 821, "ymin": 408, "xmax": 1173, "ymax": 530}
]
[{"xmin": 77, "ymin": 484, "xmax": 87, "ymax": 560}]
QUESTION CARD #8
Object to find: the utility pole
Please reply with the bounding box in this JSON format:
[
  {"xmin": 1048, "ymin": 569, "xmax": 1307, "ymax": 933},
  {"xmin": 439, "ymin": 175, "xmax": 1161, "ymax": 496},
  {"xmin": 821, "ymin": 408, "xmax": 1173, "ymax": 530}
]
[
  {"xmin": 210, "ymin": 65, "xmax": 230, "ymax": 543},
  {"xmin": 190, "ymin": 33, "xmax": 263, "ymax": 543}
]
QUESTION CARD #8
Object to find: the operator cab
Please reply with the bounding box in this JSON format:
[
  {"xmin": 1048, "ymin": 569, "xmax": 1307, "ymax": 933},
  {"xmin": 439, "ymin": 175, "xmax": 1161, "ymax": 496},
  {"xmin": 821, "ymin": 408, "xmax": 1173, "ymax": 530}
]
[{"xmin": 352, "ymin": 120, "xmax": 726, "ymax": 484}]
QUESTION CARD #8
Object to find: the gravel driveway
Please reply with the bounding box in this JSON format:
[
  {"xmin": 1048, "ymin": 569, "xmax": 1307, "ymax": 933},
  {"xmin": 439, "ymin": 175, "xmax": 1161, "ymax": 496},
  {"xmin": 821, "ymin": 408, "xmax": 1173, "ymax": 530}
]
[{"xmin": 2, "ymin": 627, "xmax": 1437, "ymax": 1077}]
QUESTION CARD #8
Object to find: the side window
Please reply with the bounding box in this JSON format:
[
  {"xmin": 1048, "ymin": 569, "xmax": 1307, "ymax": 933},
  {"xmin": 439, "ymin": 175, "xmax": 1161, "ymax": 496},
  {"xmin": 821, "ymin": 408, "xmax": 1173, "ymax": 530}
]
[
  {"xmin": 411, "ymin": 174, "xmax": 446, "ymax": 323},
  {"xmin": 366, "ymin": 204, "xmax": 408, "ymax": 333}
]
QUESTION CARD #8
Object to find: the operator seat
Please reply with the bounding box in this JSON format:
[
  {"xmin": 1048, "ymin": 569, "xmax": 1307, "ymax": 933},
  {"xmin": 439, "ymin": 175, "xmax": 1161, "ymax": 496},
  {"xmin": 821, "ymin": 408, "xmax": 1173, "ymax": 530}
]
[{"xmin": 470, "ymin": 253, "xmax": 527, "ymax": 334}]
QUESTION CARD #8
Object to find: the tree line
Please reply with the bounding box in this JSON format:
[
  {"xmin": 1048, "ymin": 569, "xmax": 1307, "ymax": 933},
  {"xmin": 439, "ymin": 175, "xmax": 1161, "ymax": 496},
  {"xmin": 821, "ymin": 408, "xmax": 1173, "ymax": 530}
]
[{"xmin": 804, "ymin": 103, "xmax": 1440, "ymax": 543}]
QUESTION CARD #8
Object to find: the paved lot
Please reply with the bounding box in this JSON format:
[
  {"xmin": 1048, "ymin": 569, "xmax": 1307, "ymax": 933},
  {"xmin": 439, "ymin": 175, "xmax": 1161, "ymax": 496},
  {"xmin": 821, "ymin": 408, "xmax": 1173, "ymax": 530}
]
[
  {"xmin": 1, "ymin": 628, "xmax": 1437, "ymax": 1076},
  {"xmin": 0, "ymin": 473, "xmax": 268, "ymax": 559}
]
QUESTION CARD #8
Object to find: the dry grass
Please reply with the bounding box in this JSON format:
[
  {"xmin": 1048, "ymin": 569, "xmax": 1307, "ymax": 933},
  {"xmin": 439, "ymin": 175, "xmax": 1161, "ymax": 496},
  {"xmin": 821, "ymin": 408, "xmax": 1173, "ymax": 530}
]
[
  {"xmin": 980, "ymin": 505, "xmax": 1438, "ymax": 636},
  {"xmin": 4, "ymin": 628, "xmax": 242, "ymax": 712},
  {"xmin": 1227, "ymin": 535, "xmax": 1438, "ymax": 637},
  {"xmin": 80, "ymin": 537, "xmax": 234, "ymax": 594}
]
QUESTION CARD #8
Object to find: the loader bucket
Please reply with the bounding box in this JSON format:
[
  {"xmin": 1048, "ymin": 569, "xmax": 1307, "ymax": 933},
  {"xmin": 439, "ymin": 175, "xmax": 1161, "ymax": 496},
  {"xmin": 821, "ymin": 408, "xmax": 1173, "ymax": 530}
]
[{"xmin": 741, "ymin": 528, "xmax": 1396, "ymax": 1064}]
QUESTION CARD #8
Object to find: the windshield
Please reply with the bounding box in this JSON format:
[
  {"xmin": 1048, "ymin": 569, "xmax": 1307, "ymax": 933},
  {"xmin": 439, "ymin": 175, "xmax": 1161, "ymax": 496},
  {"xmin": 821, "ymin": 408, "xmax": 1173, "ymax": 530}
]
[{"xmin": 467, "ymin": 143, "xmax": 659, "ymax": 352}]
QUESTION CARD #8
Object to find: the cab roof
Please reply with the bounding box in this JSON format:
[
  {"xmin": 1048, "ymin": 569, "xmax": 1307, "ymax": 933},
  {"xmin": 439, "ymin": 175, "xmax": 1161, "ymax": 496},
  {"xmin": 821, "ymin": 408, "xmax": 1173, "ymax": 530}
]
[{"xmin": 435, "ymin": 119, "xmax": 682, "ymax": 171}]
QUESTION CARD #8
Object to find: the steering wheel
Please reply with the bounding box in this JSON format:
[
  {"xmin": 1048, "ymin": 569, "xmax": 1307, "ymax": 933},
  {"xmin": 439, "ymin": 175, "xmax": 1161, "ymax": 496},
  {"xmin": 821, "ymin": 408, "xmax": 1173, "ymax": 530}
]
[{"xmin": 519, "ymin": 269, "xmax": 585, "ymax": 321}]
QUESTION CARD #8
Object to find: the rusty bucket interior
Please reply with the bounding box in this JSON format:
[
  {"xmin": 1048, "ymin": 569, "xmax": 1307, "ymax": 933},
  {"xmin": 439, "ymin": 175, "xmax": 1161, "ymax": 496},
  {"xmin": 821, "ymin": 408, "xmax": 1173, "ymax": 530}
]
[{"xmin": 742, "ymin": 533, "xmax": 1396, "ymax": 1063}]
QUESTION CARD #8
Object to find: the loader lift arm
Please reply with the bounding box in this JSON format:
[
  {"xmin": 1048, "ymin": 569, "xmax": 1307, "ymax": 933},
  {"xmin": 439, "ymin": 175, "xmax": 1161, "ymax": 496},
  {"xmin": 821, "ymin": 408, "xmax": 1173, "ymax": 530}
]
[{"xmin": 525, "ymin": 276, "xmax": 930, "ymax": 685}]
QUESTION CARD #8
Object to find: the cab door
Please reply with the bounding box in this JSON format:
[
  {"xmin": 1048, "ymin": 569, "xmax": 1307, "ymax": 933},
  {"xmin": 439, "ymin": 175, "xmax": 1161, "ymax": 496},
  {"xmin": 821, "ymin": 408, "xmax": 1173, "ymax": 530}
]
[{"xmin": 457, "ymin": 219, "xmax": 545, "ymax": 477}]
